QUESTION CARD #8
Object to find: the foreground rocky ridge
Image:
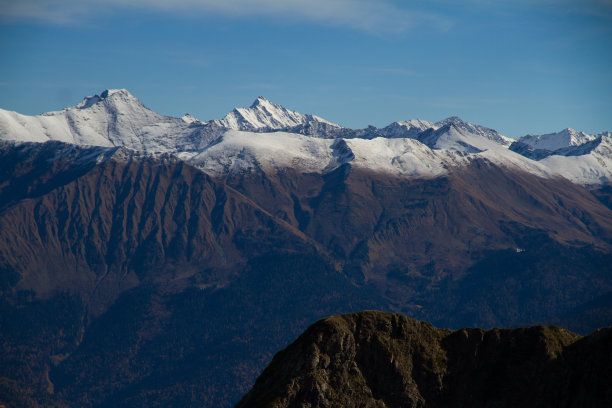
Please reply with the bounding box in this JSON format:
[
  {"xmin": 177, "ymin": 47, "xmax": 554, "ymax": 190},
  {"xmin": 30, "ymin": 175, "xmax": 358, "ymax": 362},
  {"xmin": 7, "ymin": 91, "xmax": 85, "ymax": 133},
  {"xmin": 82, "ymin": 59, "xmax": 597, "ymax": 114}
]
[{"xmin": 237, "ymin": 311, "xmax": 612, "ymax": 408}]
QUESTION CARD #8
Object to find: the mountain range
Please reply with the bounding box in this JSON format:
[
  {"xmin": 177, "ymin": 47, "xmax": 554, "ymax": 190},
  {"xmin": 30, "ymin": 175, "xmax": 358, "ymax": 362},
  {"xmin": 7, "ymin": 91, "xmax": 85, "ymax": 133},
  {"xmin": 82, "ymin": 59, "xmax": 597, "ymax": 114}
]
[
  {"xmin": 0, "ymin": 90, "xmax": 611, "ymax": 407},
  {"xmin": 1, "ymin": 89, "xmax": 611, "ymax": 184}
]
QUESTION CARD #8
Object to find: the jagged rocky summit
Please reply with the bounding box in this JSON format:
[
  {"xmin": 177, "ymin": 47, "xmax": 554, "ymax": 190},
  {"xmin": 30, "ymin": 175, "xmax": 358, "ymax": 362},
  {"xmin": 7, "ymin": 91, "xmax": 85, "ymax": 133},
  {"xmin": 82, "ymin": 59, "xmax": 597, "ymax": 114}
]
[{"xmin": 236, "ymin": 311, "xmax": 612, "ymax": 408}]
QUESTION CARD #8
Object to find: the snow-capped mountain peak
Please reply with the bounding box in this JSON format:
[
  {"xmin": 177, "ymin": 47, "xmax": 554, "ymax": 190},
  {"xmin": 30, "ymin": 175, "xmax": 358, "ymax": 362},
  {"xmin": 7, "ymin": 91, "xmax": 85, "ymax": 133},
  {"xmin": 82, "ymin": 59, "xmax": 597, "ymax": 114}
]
[
  {"xmin": 250, "ymin": 96, "xmax": 275, "ymax": 109},
  {"xmin": 433, "ymin": 116, "xmax": 512, "ymax": 147},
  {"xmin": 181, "ymin": 113, "xmax": 203, "ymax": 124},
  {"xmin": 0, "ymin": 89, "xmax": 196, "ymax": 152},
  {"xmin": 218, "ymin": 97, "xmax": 340, "ymax": 131},
  {"xmin": 435, "ymin": 116, "xmax": 463, "ymax": 126},
  {"xmin": 517, "ymin": 128, "xmax": 598, "ymax": 151},
  {"xmin": 401, "ymin": 119, "xmax": 437, "ymax": 130},
  {"xmin": 71, "ymin": 89, "xmax": 140, "ymax": 111},
  {"xmin": 413, "ymin": 118, "xmax": 512, "ymax": 153}
]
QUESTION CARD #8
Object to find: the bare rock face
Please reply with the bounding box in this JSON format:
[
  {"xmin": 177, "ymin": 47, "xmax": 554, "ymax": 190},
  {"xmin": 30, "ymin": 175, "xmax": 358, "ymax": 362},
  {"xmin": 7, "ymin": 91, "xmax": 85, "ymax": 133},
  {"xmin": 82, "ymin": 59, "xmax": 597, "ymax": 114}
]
[{"xmin": 236, "ymin": 311, "xmax": 611, "ymax": 408}]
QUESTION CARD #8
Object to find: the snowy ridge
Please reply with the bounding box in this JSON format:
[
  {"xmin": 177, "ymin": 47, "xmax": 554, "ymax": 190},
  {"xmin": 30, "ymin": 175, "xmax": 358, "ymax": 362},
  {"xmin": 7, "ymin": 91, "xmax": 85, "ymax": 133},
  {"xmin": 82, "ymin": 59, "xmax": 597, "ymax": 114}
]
[
  {"xmin": 0, "ymin": 89, "xmax": 610, "ymax": 184},
  {"xmin": 191, "ymin": 130, "xmax": 335, "ymax": 175},
  {"xmin": 539, "ymin": 135, "xmax": 612, "ymax": 184},
  {"xmin": 191, "ymin": 131, "xmax": 452, "ymax": 178},
  {"xmin": 508, "ymin": 129, "xmax": 612, "ymax": 183},
  {"xmin": 518, "ymin": 128, "xmax": 599, "ymax": 151}
]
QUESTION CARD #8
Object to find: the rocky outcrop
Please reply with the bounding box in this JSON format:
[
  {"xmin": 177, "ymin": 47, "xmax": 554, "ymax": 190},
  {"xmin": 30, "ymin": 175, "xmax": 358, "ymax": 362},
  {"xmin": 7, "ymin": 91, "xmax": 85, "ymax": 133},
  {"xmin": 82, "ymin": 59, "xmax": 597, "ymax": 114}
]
[{"xmin": 236, "ymin": 311, "xmax": 612, "ymax": 408}]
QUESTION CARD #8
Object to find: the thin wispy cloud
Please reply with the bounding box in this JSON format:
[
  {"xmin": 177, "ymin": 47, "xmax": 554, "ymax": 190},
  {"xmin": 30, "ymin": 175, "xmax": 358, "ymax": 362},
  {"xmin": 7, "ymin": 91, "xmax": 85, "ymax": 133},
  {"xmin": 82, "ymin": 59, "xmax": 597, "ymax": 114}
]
[
  {"xmin": 455, "ymin": 0, "xmax": 612, "ymax": 18},
  {"xmin": 0, "ymin": 0, "xmax": 450, "ymax": 33},
  {"xmin": 458, "ymin": 0, "xmax": 612, "ymax": 7},
  {"xmin": 0, "ymin": 0, "xmax": 96, "ymax": 24}
]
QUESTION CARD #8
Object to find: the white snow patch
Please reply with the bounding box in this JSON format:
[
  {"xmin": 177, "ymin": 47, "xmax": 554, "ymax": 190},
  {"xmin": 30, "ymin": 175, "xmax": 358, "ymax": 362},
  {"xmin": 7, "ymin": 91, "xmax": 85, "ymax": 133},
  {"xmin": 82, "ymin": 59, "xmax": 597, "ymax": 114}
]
[
  {"xmin": 344, "ymin": 137, "xmax": 447, "ymax": 177},
  {"xmin": 190, "ymin": 130, "xmax": 335, "ymax": 175},
  {"xmin": 539, "ymin": 136, "xmax": 612, "ymax": 184}
]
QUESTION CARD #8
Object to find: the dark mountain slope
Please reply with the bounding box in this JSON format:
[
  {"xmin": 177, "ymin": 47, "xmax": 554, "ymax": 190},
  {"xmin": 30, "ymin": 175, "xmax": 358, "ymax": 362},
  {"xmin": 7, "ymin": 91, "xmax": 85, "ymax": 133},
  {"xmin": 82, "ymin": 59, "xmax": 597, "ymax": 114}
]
[
  {"xmin": 1, "ymin": 141, "xmax": 612, "ymax": 407},
  {"xmin": 0, "ymin": 142, "xmax": 317, "ymax": 313},
  {"xmin": 220, "ymin": 158, "xmax": 612, "ymax": 272},
  {"xmin": 236, "ymin": 311, "xmax": 612, "ymax": 408},
  {"xmin": 217, "ymin": 160, "xmax": 612, "ymax": 327}
]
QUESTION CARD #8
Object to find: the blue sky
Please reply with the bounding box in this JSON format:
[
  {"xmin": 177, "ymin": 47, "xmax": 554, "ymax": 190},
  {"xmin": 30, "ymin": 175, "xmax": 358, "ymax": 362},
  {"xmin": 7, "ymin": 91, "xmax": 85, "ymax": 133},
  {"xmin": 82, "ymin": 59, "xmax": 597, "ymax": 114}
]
[{"xmin": 1, "ymin": 0, "xmax": 611, "ymax": 138}]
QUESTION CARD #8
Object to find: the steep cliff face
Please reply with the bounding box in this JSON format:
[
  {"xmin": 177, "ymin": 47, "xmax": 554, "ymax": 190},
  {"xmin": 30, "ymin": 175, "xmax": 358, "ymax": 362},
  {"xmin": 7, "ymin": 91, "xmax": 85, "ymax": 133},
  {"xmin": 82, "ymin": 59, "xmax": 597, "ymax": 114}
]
[{"xmin": 236, "ymin": 311, "xmax": 611, "ymax": 408}]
